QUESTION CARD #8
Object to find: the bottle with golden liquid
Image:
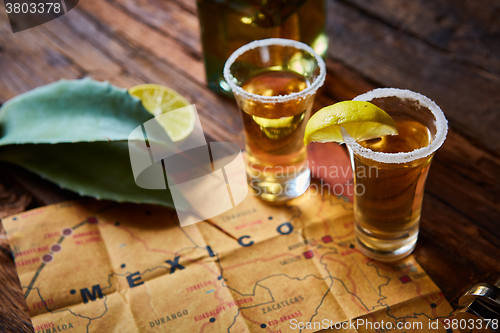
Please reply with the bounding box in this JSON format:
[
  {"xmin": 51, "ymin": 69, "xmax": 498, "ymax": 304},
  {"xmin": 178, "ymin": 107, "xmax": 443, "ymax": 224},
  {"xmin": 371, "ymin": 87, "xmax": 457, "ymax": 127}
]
[
  {"xmin": 197, "ymin": 0, "xmax": 328, "ymax": 95},
  {"xmin": 346, "ymin": 89, "xmax": 448, "ymax": 262},
  {"xmin": 224, "ymin": 39, "xmax": 326, "ymax": 202}
]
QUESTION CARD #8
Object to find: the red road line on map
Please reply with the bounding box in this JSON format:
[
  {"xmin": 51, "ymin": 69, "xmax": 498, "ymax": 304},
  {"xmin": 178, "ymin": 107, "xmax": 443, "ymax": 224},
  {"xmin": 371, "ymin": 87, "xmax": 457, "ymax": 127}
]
[
  {"xmin": 213, "ymin": 284, "xmax": 226, "ymax": 304},
  {"xmin": 224, "ymin": 252, "xmax": 296, "ymax": 270},
  {"xmin": 323, "ymin": 255, "xmax": 367, "ymax": 311},
  {"xmin": 182, "ymin": 255, "xmax": 220, "ymax": 276},
  {"xmin": 199, "ymin": 320, "xmax": 212, "ymax": 333},
  {"xmin": 240, "ymin": 311, "xmax": 270, "ymax": 332},
  {"xmin": 199, "ymin": 322, "xmax": 209, "ymax": 333}
]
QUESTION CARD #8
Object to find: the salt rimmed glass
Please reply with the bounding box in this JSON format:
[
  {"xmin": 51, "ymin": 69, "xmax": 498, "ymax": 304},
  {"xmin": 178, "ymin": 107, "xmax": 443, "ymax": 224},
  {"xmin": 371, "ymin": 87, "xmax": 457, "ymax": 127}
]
[
  {"xmin": 224, "ymin": 38, "xmax": 326, "ymax": 203},
  {"xmin": 345, "ymin": 88, "xmax": 448, "ymax": 262}
]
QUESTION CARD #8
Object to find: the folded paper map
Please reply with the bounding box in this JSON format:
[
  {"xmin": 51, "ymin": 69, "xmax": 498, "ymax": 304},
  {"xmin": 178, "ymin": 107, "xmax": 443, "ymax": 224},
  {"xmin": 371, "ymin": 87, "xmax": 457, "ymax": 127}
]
[{"xmin": 3, "ymin": 188, "xmax": 454, "ymax": 332}]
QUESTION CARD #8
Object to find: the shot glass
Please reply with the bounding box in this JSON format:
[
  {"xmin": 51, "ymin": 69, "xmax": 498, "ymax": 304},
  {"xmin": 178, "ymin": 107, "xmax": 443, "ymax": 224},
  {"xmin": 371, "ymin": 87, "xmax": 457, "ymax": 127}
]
[
  {"xmin": 345, "ymin": 88, "xmax": 448, "ymax": 262},
  {"xmin": 223, "ymin": 38, "xmax": 326, "ymax": 203}
]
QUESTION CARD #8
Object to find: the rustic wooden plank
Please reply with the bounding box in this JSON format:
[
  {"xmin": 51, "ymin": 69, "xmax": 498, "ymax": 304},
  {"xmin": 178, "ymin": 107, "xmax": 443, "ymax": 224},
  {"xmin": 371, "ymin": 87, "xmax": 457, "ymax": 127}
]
[
  {"xmin": 415, "ymin": 233, "xmax": 498, "ymax": 306},
  {"xmin": 0, "ymin": 233, "xmax": 32, "ymax": 333},
  {"xmin": 427, "ymin": 132, "xmax": 500, "ymax": 240},
  {"xmin": 0, "ymin": 25, "xmax": 133, "ymax": 100},
  {"xmin": 0, "ymin": 22, "xmax": 82, "ymax": 102},
  {"xmin": 323, "ymin": 59, "xmax": 379, "ymax": 102},
  {"xmin": 6, "ymin": 166, "xmax": 77, "ymax": 206},
  {"xmin": 0, "ymin": 17, "xmax": 141, "ymax": 91},
  {"xmin": 0, "ymin": 165, "xmax": 32, "ymax": 218},
  {"xmin": 110, "ymin": 0, "xmax": 202, "ymax": 57},
  {"xmin": 37, "ymin": 27, "xmax": 140, "ymax": 87},
  {"xmin": 344, "ymin": 0, "xmax": 500, "ymax": 74},
  {"xmin": 0, "ymin": 165, "xmax": 33, "ymax": 332},
  {"xmin": 76, "ymin": 0, "xmax": 206, "ymax": 86},
  {"xmin": 175, "ymin": 0, "xmax": 197, "ymax": 14},
  {"xmin": 327, "ymin": 0, "xmax": 500, "ymax": 153},
  {"xmin": 418, "ymin": 193, "xmax": 500, "ymax": 302}
]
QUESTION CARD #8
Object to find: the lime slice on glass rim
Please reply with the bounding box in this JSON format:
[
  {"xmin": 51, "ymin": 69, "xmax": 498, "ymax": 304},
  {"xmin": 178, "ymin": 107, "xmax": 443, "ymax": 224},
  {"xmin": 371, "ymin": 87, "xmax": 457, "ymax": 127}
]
[
  {"xmin": 129, "ymin": 84, "xmax": 194, "ymax": 142},
  {"xmin": 304, "ymin": 101, "xmax": 398, "ymax": 145}
]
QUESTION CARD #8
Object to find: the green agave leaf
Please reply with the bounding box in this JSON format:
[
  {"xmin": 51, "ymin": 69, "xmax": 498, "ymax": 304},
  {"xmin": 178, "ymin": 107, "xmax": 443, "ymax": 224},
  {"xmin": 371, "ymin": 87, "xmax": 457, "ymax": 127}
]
[
  {"xmin": 0, "ymin": 78, "xmax": 151, "ymax": 145},
  {"xmin": 0, "ymin": 79, "xmax": 184, "ymax": 208},
  {"xmin": 0, "ymin": 142, "xmax": 179, "ymax": 208}
]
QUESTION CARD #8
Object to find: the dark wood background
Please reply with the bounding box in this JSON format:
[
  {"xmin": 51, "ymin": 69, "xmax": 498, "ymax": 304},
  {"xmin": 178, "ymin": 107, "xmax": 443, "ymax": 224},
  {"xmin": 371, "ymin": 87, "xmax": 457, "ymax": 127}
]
[{"xmin": 0, "ymin": 0, "xmax": 499, "ymax": 331}]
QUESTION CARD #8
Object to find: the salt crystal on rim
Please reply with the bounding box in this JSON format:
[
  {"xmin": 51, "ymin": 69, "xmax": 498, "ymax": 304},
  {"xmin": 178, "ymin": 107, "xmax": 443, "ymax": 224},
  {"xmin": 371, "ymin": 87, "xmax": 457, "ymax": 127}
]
[
  {"xmin": 223, "ymin": 38, "xmax": 326, "ymax": 104},
  {"xmin": 344, "ymin": 88, "xmax": 448, "ymax": 164}
]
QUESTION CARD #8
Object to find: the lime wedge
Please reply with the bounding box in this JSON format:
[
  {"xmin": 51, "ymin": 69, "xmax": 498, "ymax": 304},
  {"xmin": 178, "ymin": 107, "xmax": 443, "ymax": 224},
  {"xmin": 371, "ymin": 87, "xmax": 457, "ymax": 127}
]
[
  {"xmin": 129, "ymin": 84, "xmax": 194, "ymax": 142},
  {"xmin": 253, "ymin": 115, "xmax": 295, "ymax": 128},
  {"xmin": 304, "ymin": 101, "xmax": 398, "ymax": 145}
]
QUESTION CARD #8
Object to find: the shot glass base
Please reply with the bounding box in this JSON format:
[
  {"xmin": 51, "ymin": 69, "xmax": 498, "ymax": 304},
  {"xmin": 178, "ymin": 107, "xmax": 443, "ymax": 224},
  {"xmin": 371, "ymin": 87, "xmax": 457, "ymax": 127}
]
[
  {"xmin": 248, "ymin": 168, "xmax": 310, "ymax": 203},
  {"xmin": 355, "ymin": 225, "xmax": 418, "ymax": 262}
]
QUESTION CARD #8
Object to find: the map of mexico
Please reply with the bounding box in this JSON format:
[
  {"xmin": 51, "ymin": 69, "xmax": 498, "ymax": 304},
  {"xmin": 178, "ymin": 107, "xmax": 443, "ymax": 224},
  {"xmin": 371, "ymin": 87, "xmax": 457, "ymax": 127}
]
[{"xmin": 3, "ymin": 189, "xmax": 454, "ymax": 332}]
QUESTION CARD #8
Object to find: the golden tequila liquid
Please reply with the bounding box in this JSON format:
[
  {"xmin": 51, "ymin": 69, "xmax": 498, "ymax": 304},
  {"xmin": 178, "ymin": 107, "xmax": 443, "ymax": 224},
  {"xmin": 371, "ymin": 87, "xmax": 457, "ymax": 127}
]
[
  {"xmin": 352, "ymin": 119, "xmax": 433, "ymax": 259},
  {"xmin": 239, "ymin": 70, "xmax": 314, "ymax": 201},
  {"xmin": 243, "ymin": 71, "xmax": 309, "ymax": 167}
]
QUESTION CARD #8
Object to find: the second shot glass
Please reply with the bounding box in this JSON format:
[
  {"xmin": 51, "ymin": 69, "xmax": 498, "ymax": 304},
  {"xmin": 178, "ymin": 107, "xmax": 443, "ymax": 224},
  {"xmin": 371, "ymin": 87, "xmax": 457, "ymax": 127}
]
[{"xmin": 345, "ymin": 88, "xmax": 448, "ymax": 261}]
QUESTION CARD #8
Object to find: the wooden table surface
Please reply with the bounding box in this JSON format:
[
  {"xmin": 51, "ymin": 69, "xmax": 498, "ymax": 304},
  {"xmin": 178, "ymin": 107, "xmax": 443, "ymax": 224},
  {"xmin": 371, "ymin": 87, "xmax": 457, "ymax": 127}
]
[{"xmin": 0, "ymin": 0, "xmax": 499, "ymax": 331}]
